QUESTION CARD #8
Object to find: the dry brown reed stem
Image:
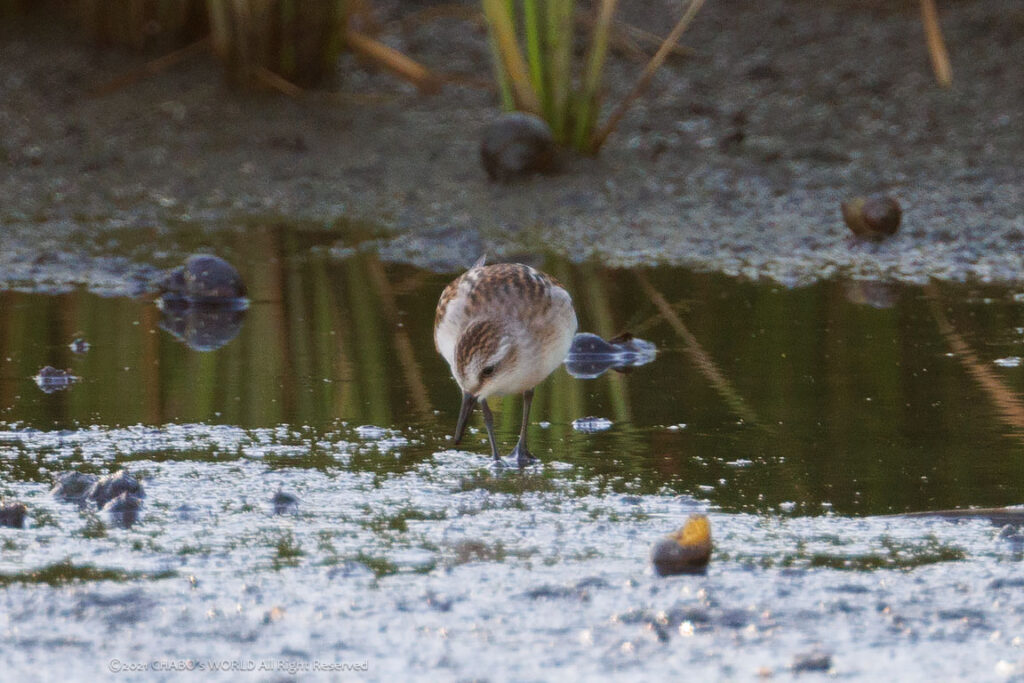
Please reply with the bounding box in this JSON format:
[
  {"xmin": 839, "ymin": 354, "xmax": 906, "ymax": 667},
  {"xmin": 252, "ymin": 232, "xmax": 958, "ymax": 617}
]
[
  {"xmin": 635, "ymin": 271, "xmax": 758, "ymax": 425},
  {"xmin": 590, "ymin": 0, "xmax": 705, "ymax": 151},
  {"xmin": 924, "ymin": 284, "xmax": 1024, "ymax": 436},
  {"xmin": 253, "ymin": 66, "xmax": 304, "ymax": 96},
  {"xmin": 576, "ymin": 9, "xmax": 695, "ymax": 62},
  {"xmin": 612, "ymin": 19, "xmax": 695, "ymax": 59},
  {"xmin": 364, "ymin": 259, "xmax": 433, "ymax": 416},
  {"xmin": 920, "ymin": 0, "xmax": 953, "ymax": 88},
  {"xmin": 88, "ymin": 37, "xmax": 211, "ymax": 97},
  {"xmin": 399, "ymin": 3, "xmax": 483, "ymax": 30},
  {"xmin": 345, "ymin": 29, "xmax": 442, "ymax": 94}
]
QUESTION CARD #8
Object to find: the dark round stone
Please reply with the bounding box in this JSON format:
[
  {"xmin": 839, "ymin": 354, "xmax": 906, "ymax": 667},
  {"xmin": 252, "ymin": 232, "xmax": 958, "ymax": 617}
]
[
  {"xmin": 182, "ymin": 254, "xmax": 247, "ymax": 301},
  {"xmin": 155, "ymin": 265, "xmax": 187, "ymax": 296},
  {"xmin": 88, "ymin": 470, "xmax": 145, "ymax": 509},
  {"xmin": 272, "ymin": 489, "xmax": 299, "ymax": 515},
  {"xmin": 68, "ymin": 337, "xmax": 90, "ymax": 354},
  {"xmin": 792, "ymin": 651, "xmax": 832, "ymax": 673},
  {"xmin": 480, "ymin": 112, "xmax": 557, "ymax": 182},
  {"xmin": 51, "ymin": 472, "xmax": 100, "ymax": 502},
  {"xmin": 651, "ymin": 537, "xmax": 711, "ymax": 576},
  {"xmin": 102, "ymin": 492, "xmax": 143, "ymax": 528},
  {"xmin": 0, "ymin": 501, "xmax": 27, "ymax": 529},
  {"xmin": 651, "ymin": 515, "xmax": 712, "ymax": 576}
]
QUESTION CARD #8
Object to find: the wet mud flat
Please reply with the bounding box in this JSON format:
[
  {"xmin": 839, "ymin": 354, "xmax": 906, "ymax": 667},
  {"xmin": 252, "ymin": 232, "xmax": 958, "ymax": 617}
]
[
  {"xmin": 0, "ymin": 0, "xmax": 1022, "ymax": 294},
  {"xmin": 3, "ymin": 428, "xmax": 1024, "ymax": 681}
]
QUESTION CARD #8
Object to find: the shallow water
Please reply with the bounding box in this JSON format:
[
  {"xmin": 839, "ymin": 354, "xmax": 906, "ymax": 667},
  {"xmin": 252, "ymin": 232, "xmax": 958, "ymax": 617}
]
[{"xmin": 2, "ymin": 248, "xmax": 1024, "ymax": 680}]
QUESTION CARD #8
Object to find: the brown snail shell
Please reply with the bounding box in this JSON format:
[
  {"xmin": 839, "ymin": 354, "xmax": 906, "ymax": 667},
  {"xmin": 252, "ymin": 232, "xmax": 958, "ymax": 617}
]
[
  {"xmin": 841, "ymin": 195, "xmax": 901, "ymax": 239},
  {"xmin": 651, "ymin": 513, "xmax": 712, "ymax": 576}
]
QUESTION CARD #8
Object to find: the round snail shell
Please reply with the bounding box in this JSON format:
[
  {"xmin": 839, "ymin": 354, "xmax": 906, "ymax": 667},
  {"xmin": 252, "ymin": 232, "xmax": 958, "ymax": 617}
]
[{"xmin": 841, "ymin": 195, "xmax": 902, "ymax": 239}]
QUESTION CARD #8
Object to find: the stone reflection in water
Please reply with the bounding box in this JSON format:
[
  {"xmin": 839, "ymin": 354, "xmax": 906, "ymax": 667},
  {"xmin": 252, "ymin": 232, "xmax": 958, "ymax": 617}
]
[
  {"xmin": 563, "ymin": 332, "xmax": 657, "ymax": 379},
  {"xmin": 157, "ymin": 300, "xmax": 248, "ymax": 351},
  {"xmin": 842, "ymin": 280, "xmax": 897, "ymax": 309},
  {"xmin": 154, "ymin": 253, "xmax": 249, "ymax": 351}
]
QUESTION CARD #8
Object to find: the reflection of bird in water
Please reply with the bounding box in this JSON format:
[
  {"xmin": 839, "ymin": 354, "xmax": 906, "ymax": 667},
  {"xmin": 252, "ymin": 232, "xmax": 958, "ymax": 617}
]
[{"xmin": 435, "ymin": 258, "xmax": 578, "ymax": 468}]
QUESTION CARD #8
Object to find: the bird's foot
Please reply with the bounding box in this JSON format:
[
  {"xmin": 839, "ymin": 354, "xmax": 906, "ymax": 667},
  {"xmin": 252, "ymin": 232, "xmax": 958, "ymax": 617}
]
[{"xmin": 508, "ymin": 443, "xmax": 538, "ymax": 469}]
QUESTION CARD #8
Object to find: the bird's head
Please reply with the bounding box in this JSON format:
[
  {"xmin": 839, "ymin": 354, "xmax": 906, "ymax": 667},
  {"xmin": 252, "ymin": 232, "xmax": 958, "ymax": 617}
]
[{"xmin": 451, "ymin": 319, "xmax": 518, "ymax": 443}]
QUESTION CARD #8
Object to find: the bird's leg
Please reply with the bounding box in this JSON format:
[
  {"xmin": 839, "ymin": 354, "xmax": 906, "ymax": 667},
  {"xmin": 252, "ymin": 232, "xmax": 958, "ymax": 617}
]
[
  {"xmin": 479, "ymin": 399, "xmax": 501, "ymax": 462},
  {"xmin": 509, "ymin": 389, "xmax": 537, "ymax": 468}
]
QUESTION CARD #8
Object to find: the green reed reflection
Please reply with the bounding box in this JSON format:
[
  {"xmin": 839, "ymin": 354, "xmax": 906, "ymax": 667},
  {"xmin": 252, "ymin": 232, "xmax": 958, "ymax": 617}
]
[{"xmin": 1, "ymin": 235, "xmax": 1022, "ymax": 515}]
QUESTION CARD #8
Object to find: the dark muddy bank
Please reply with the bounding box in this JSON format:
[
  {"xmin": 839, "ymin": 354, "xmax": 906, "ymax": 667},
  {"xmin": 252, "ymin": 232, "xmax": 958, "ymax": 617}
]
[{"xmin": 1, "ymin": 0, "xmax": 1022, "ymax": 294}]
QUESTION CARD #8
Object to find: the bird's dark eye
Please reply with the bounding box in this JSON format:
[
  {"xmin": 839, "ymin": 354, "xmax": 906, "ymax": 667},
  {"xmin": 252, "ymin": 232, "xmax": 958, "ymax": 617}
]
[{"xmin": 480, "ymin": 365, "xmax": 496, "ymax": 380}]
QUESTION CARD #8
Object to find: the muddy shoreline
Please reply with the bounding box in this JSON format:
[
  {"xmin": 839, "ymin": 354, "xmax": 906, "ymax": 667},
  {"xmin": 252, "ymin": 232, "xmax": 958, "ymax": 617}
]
[{"xmin": 1, "ymin": 0, "xmax": 1021, "ymax": 295}]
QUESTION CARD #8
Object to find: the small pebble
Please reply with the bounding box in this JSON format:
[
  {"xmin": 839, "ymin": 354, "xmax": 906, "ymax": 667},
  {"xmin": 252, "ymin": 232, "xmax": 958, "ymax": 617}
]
[
  {"xmin": 271, "ymin": 489, "xmax": 299, "ymax": 515},
  {"xmin": 51, "ymin": 472, "xmax": 99, "ymax": 502},
  {"xmin": 791, "ymin": 650, "xmax": 832, "ymax": 673},
  {"xmin": 68, "ymin": 337, "xmax": 90, "ymax": 354},
  {"xmin": 0, "ymin": 501, "xmax": 27, "ymax": 529},
  {"xmin": 102, "ymin": 492, "xmax": 143, "ymax": 528}
]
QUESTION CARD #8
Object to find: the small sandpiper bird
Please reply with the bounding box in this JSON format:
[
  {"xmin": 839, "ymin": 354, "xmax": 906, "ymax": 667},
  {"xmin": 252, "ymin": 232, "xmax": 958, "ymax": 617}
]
[{"xmin": 435, "ymin": 257, "xmax": 578, "ymax": 467}]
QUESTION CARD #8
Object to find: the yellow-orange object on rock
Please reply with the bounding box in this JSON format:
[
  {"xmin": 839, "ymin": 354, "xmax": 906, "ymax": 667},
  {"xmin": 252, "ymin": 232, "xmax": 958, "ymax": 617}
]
[{"xmin": 651, "ymin": 514, "xmax": 712, "ymax": 576}]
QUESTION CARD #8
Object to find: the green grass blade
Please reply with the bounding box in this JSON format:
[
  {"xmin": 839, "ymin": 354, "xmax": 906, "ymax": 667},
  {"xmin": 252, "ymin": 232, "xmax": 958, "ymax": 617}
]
[
  {"xmin": 481, "ymin": 0, "xmax": 542, "ymax": 113},
  {"xmin": 574, "ymin": 0, "xmax": 617, "ymax": 151},
  {"xmin": 522, "ymin": 0, "xmax": 548, "ymax": 116},
  {"xmin": 544, "ymin": 0, "xmax": 574, "ymax": 140}
]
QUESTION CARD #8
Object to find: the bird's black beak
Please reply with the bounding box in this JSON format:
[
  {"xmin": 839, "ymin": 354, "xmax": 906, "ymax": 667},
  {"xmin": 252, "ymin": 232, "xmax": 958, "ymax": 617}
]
[{"xmin": 453, "ymin": 391, "xmax": 477, "ymax": 444}]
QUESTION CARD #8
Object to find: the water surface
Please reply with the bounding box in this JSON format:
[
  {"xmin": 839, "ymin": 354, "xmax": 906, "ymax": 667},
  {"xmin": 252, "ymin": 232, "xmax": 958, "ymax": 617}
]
[{"xmin": 2, "ymin": 244, "xmax": 1023, "ymax": 680}]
